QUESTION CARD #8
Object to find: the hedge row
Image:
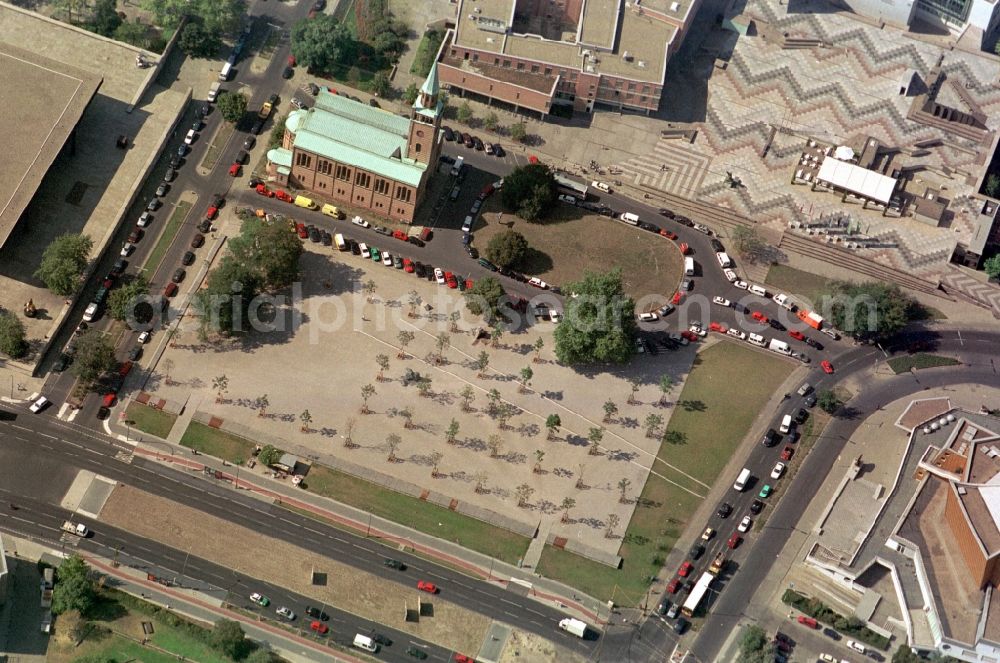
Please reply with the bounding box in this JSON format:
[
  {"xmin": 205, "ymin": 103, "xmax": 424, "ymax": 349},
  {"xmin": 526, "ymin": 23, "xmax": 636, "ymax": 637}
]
[{"xmin": 781, "ymin": 588, "xmax": 890, "ymax": 650}]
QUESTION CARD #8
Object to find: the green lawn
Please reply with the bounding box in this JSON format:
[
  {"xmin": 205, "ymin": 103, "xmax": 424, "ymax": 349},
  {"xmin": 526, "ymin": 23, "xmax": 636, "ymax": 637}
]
[
  {"xmin": 765, "ymin": 265, "xmax": 832, "ymax": 305},
  {"xmin": 124, "ymin": 402, "xmax": 177, "ymax": 439},
  {"xmin": 178, "ymin": 423, "xmax": 531, "ymax": 563},
  {"xmin": 303, "ymin": 464, "xmax": 531, "ymax": 565},
  {"xmin": 201, "ymin": 122, "xmax": 235, "ymax": 172},
  {"xmin": 179, "ymin": 421, "xmax": 255, "ymax": 463},
  {"xmin": 410, "ymin": 28, "xmax": 445, "ymax": 77},
  {"xmin": 537, "ymin": 341, "xmax": 795, "ymax": 603},
  {"xmin": 144, "ymin": 201, "xmax": 192, "ymax": 274},
  {"xmin": 887, "ymin": 353, "xmax": 961, "ymax": 374}
]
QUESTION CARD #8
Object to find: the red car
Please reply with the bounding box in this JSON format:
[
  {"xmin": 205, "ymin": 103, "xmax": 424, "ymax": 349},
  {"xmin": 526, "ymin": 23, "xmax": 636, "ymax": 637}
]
[
  {"xmin": 296, "ymin": 222, "xmax": 308, "ymax": 239},
  {"xmin": 118, "ymin": 361, "xmax": 133, "ymax": 377},
  {"xmin": 310, "ymin": 620, "xmax": 328, "ymax": 634},
  {"xmin": 275, "ymin": 190, "xmax": 294, "ymax": 203},
  {"xmin": 679, "ymin": 242, "xmax": 690, "ymax": 254},
  {"xmin": 751, "ymin": 311, "xmax": 769, "ymax": 323},
  {"xmin": 102, "ymin": 393, "xmax": 116, "ymax": 408},
  {"xmin": 672, "ymin": 292, "xmax": 683, "ymax": 305},
  {"xmin": 392, "ymin": 230, "xmax": 408, "ymax": 241},
  {"xmin": 403, "ymin": 258, "xmax": 414, "ymax": 273},
  {"xmin": 677, "ymin": 561, "xmax": 693, "ymax": 577},
  {"xmin": 660, "ymin": 229, "xmax": 678, "ymax": 240},
  {"xmin": 287, "ymin": 54, "xmax": 296, "ymax": 66},
  {"xmin": 465, "ymin": 279, "xmax": 474, "ymax": 290},
  {"xmin": 680, "ymin": 330, "xmax": 699, "ymax": 343},
  {"xmin": 417, "ymin": 580, "xmax": 438, "ymax": 594},
  {"xmin": 781, "ymin": 445, "xmax": 795, "ymax": 461},
  {"xmin": 797, "ymin": 615, "xmax": 818, "ymax": 628},
  {"xmin": 821, "ymin": 360, "xmax": 834, "ymax": 373},
  {"xmin": 255, "ymin": 184, "xmax": 274, "ymax": 197},
  {"xmin": 788, "ymin": 330, "xmax": 805, "ymax": 341},
  {"xmin": 666, "ymin": 578, "xmax": 680, "ymax": 594},
  {"xmin": 206, "ymin": 205, "xmax": 219, "ymax": 220},
  {"xmin": 727, "ymin": 533, "xmax": 742, "ymax": 549},
  {"xmin": 454, "ymin": 655, "xmax": 475, "ymax": 663},
  {"xmin": 228, "ymin": 163, "xmax": 240, "ymax": 176},
  {"xmin": 709, "ymin": 322, "xmax": 726, "ymax": 333}
]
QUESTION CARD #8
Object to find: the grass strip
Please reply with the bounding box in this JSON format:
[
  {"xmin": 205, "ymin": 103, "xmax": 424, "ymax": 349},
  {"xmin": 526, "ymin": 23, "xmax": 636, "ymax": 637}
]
[
  {"xmin": 887, "ymin": 353, "xmax": 960, "ymax": 374},
  {"xmin": 200, "ymin": 121, "xmax": 235, "ymax": 172},
  {"xmin": 145, "ymin": 201, "xmax": 192, "ymax": 274},
  {"xmin": 764, "ymin": 265, "xmax": 832, "ymax": 305},
  {"xmin": 124, "ymin": 402, "xmax": 177, "ymax": 439},
  {"xmin": 178, "ymin": 422, "xmax": 530, "ymax": 564}
]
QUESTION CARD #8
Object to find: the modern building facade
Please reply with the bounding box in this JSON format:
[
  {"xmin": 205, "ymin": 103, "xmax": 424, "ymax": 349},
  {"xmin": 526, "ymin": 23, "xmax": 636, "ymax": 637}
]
[
  {"xmin": 266, "ymin": 67, "xmax": 443, "ymax": 223},
  {"xmin": 436, "ymin": 0, "xmax": 701, "ymax": 118},
  {"xmin": 828, "ymin": 0, "xmax": 1000, "ymax": 44}
]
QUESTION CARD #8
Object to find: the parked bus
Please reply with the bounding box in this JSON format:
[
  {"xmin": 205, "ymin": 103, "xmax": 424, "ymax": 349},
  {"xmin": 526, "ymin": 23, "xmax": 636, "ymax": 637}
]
[
  {"xmin": 681, "ymin": 572, "xmax": 714, "ymax": 617},
  {"xmin": 554, "ymin": 173, "xmax": 589, "ymax": 200}
]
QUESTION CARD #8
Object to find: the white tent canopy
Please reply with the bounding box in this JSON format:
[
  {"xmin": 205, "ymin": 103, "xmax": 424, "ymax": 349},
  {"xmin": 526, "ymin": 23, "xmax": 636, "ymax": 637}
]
[
  {"xmin": 816, "ymin": 157, "xmax": 896, "ymax": 205},
  {"xmin": 834, "ymin": 145, "xmax": 855, "ymax": 161}
]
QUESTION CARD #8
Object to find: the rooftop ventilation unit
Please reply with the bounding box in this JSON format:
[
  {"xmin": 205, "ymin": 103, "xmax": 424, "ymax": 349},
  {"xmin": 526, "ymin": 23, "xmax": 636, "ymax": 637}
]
[
  {"xmin": 638, "ymin": 60, "xmax": 646, "ymax": 68},
  {"xmin": 623, "ymin": 51, "xmax": 633, "ymax": 62},
  {"xmin": 477, "ymin": 17, "xmax": 508, "ymax": 34},
  {"xmin": 670, "ymin": 1, "xmax": 680, "ymax": 10}
]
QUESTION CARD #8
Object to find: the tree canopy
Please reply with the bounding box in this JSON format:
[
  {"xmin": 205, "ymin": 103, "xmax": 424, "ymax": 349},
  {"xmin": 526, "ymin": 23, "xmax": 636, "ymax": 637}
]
[
  {"xmin": 824, "ymin": 281, "xmax": 914, "ymax": 343},
  {"xmin": 52, "ymin": 556, "xmax": 96, "ymax": 616},
  {"xmin": 485, "ymin": 230, "xmax": 529, "ymax": 269},
  {"xmin": 0, "ymin": 312, "xmax": 27, "ymax": 359},
  {"xmin": 500, "ymin": 164, "xmax": 557, "ymax": 222},
  {"xmin": 291, "ymin": 15, "xmax": 356, "ymax": 74},
  {"xmin": 217, "ymin": 91, "xmax": 248, "ymax": 125},
  {"xmin": 70, "ymin": 330, "xmax": 117, "ymax": 383},
  {"xmin": 227, "ymin": 216, "xmax": 303, "ymax": 290},
  {"xmin": 108, "ymin": 275, "xmax": 150, "ymax": 322},
  {"xmin": 91, "ymin": 0, "xmax": 122, "ymax": 37},
  {"xmin": 984, "ymin": 254, "xmax": 1000, "ymax": 280},
  {"xmin": 141, "ymin": 0, "xmax": 246, "ymax": 33},
  {"xmin": 554, "ymin": 268, "xmax": 637, "ymax": 365},
  {"xmin": 737, "ymin": 625, "xmax": 775, "ymax": 663},
  {"xmin": 178, "ymin": 21, "xmax": 222, "ymax": 58},
  {"xmin": 464, "ymin": 276, "xmax": 508, "ymax": 322},
  {"xmin": 211, "ymin": 619, "xmax": 249, "ymax": 659},
  {"xmin": 35, "ymin": 234, "xmax": 93, "ymax": 296},
  {"xmin": 195, "ymin": 256, "xmax": 262, "ymax": 337}
]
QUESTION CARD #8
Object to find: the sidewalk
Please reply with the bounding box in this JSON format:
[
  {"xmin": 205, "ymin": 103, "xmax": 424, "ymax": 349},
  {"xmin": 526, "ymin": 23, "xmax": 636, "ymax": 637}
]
[
  {"xmin": 112, "ymin": 419, "xmax": 612, "ymax": 628},
  {"xmin": 1, "ymin": 534, "xmax": 361, "ymax": 663}
]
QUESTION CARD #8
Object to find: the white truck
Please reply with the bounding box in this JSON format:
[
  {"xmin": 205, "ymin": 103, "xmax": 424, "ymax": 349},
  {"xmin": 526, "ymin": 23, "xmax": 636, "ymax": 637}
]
[
  {"xmin": 772, "ymin": 293, "xmax": 796, "ymax": 311},
  {"xmin": 558, "ymin": 618, "xmax": 588, "ymax": 638},
  {"xmin": 768, "ymin": 339, "xmax": 791, "ymax": 355},
  {"xmin": 61, "ymin": 521, "xmax": 89, "ymax": 537}
]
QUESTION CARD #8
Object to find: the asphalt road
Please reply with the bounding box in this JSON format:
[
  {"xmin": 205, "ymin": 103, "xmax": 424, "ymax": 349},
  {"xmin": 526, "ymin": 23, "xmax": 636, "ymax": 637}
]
[{"xmin": 0, "ymin": 409, "xmax": 600, "ymax": 659}]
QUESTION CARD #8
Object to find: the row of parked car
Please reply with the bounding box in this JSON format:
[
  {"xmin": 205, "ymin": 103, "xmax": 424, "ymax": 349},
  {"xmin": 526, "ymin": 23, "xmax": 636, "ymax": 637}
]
[{"xmin": 442, "ymin": 126, "xmax": 505, "ymax": 156}]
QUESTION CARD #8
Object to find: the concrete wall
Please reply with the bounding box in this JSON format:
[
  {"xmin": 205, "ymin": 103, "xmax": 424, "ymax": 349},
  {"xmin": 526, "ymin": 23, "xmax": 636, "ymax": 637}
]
[
  {"xmin": 838, "ymin": 0, "xmax": 917, "ymax": 28},
  {"xmin": 944, "ymin": 484, "xmax": 991, "ymax": 589}
]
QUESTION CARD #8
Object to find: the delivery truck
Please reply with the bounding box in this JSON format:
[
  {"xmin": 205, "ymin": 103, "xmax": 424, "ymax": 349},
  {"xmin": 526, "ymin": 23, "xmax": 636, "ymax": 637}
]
[
  {"xmin": 558, "ymin": 618, "xmax": 588, "ymax": 638},
  {"xmin": 768, "ymin": 338, "xmax": 791, "ymax": 355},
  {"xmin": 61, "ymin": 521, "xmax": 89, "ymax": 537},
  {"xmin": 796, "ymin": 309, "xmax": 824, "ymax": 330}
]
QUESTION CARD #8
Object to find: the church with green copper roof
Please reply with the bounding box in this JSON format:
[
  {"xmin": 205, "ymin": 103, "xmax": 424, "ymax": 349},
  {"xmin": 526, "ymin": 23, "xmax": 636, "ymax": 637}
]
[{"xmin": 266, "ymin": 65, "xmax": 443, "ymax": 223}]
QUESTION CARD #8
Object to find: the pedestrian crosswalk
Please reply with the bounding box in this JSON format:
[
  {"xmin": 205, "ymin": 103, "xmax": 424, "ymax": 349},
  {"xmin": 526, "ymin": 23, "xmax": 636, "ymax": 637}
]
[
  {"xmin": 617, "ymin": 139, "xmax": 712, "ymax": 197},
  {"xmin": 56, "ymin": 402, "xmax": 80, "ymax": 422}
]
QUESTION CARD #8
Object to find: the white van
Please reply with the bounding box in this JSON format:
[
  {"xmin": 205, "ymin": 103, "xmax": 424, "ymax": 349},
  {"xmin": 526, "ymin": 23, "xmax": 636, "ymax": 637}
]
[
  {"xmin": 208, "ymin": 82, "xmax": 222, "ymax": 102},
  {"xmin": 219, "ymin": 60, "xmax": 233, "ymax": 81},
  {"xmin": 619, "ymin": 212, "xmax": 640, "ymax": 225},
  {"xmin": 684, "ymin": 257, "xmax": 695, "ymax": 276},
  {"xmin": 748, "ymin": 333, "xmax": 766, "ymax": 346},
  {"xmin": 334, "ymin": 233, "xmax": 346, "ymax": 251},
  {"xmin": 591, "ymin": 180, "xmax": 611, "ymax": 193},
  {"xmin": 358, "ymin": 242, "xmax": 370, "ymax": 259},
  {"xmin": 779, "ymin": 414, "xmax": 793, "ymax": 434},
  {"xmin": 749, "ymin": 284, "xmax": 767, "ymax": 297},
  {"xmin": 352, "ymin": 634, "xmax": 378, "ymax": 652},
  {"xmin": 716, "ymin": 251, "xmax": 731, "ymax": 268},
  {"xmin": 734, "ymin": 468, "xmax": 751, "ymax": 491}
]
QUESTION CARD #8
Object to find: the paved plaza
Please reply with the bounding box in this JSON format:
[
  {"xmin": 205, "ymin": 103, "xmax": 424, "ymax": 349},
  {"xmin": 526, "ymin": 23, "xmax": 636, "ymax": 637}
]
[{"xmin": 148, "ymin": 237, "xmax": 706, "ymax": 558}]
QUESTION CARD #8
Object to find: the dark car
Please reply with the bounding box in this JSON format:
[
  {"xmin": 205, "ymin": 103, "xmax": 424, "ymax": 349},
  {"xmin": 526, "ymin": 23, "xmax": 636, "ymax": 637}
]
[
  {"xmin": 658, "ymin": 208, "xmax": 674, "ymax": 217},
  {"xmin": 111, "ymin": 258, "xmax": 128, "ymax": 276},
  {"xmin": 414, "ymin": 262, "xmax": 426, "ymax": 278},
  {"xmin": 371, "ymin": 632, "xmax": 392, "ymax": 646},
  {"xmin": 493, "ymin": 143, "xmax": 505, "ymax": 157},
  {"xmin": 169, "ymin": 155, "xmax": 182, "ymax": 169},
  {"xmin": 309, "ymin": 227, "xmax": 322, "ymax": 243},
  {"xmin": 689, "ymin": 543, "xmax": 705, "ymax": 560},
  {"xmin": 235, "ymin": 149, "xmax": 250, "ymax": 164},
  {"xmin": 443, "ymin": 126, "xmax": 455, "ymax": 141},
  {"xmin": 384, "ymin": 558, "xmax": 406, "ymax": 570},
  {"xmin": 750, "ymin": 499, "xmax": 765, "ymax": 514},
  {"xmin": 717, "ymin": 503, "xmax": 733, "ymax": 519},
  {"xmin": 407, "ymin": 236, "xmax": 425, "ymax": 247},
  {"xmin": 243, "ymin": 135, "xmax": 256, "ymax": 151},
  {"xmin": 462, "ymin": 133, "xmax": 473, "ymax": 148},
  {"xmin": 282, "ymin": 66, "xmax": 294, "ymax": 79},
  {"xmin": 804, "ymin": 393, "xmax": 817, "ymax": 408},
  {"xmin": 658, "ymin": 598, "xmax": 671, "ymax": 615},
  {"xmin": 673, "ymin": 618, "xmax": 689, "ymax": 635},
  {"xmin": 473, "ymin": 136, "xmax": 484, "ymax": 150},
  {"xmin": 53, "ymin": 353, "xmax": 71, "ymax": 372},
  {"xmin": 305, "ymin": 606, "xmax": 328, "ymax": 620},
  {"xmin": 127, "ymin": 346, "xmax": 143, "ymax": 361},
  {"xmin": 368, "ymin": 98, "xmax": 380, "ymax": 108},
  {"xmin": 406, "ymin": 648, "xmax": 428, "ymax": 660},
  {"xmin": 350, "ymin": 240, "xmax": 361, "ymax": 255},
  {"xmin": 191, "ymin": 118, "xmax": 204, "ymax": 131},
  {"xmin": 164, "ymin": 167, "xmax": 177, "ymax": 182},
  {"xmin": 823, "ymin": 627, "xmax": 841, "ymax": 640},
  {"xmin": 322, "ymin": 231, "xmax": 332, "ymax": 246},
  {"xmin": 462, "ymin": 233, "xmax": 472, "ymax": 246},
  {"xmin": 191, "ymin": 234, "xmax": 205, "ymax": 248},
  {"xmin": 762, "ymin": 428, "xmax": 778, "ymax": 447},
  {"xmin": 465, "ymin": 245, "xmax": 479, "ymax": 259},
  {"xmin": 795, "ymin": 408, "xmax": 809, "ymax": 424},
  {"xmin": 197, "ymin": 219, "xmax": 212, "ymax": 233},
  {"xmin": 181, "ymin": 251, "xmax": 196, "ymax": 266},
  {"xmin": 805, "ymin": 337, "xmax": 824, "ymax": 350},
  {"xmin": 769, "ymin": 319, "xmax": 786, "ymax": 331},
  {"xmin": 199, "ymin": 104, "xmax": 210, "ymax": 117},
  {"xmin": 710, "ymin": 238, "xmax": 724, "ymax": 252},
  {"xmin": 250, "ymin": 120, "xmax": 264, "ymax": 135},
  {"xmin": 172, "ymin": 268, "xmax": 186, "ymax": 283}
]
